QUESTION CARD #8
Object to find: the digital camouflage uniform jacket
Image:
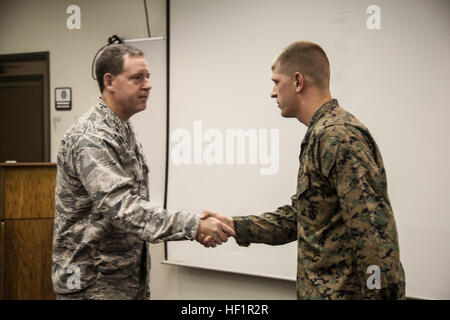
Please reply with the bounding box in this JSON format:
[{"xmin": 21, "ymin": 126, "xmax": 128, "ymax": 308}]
[
  {"xmin": 233, "ymin": 99, "xmax": 405, "ymax": 299},
  {"xmin": 52, "ymin": 99, "xmax": 199, "ymax": 299}
]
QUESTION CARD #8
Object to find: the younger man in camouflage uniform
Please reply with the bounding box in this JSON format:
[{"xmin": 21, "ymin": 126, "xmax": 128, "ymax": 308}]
[
  {"xmin": 52, "ymin": 44, "xmax": 235, "ymax": 299},
  {"xmin": 201, "ymin": 41, "xmax": 405, "ymax": 299}
]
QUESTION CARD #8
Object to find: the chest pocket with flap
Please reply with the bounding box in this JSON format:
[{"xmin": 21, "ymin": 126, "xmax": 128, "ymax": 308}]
[{"xmin": 291, "ymin": 173, "xmax": 309, "ymax": 211}]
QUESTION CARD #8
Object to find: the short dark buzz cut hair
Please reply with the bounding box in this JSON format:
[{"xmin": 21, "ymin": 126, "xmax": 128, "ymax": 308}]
[
  {"xmin": 95, "ymin": 44, "xmax": 144, "ymax": 93},
  {"xmin": 272, "ymin": 41, "xmax": 330, "ymax": 90}
]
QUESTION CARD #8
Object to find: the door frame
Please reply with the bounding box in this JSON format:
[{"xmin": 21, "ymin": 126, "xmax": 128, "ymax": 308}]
[
  {"xmin": 0, "ymin": 52, "xmax": 50, "ymax": 162},
  {"xmin": 0, "ymin": 75, "xmax": 45, "ymax": 161}
]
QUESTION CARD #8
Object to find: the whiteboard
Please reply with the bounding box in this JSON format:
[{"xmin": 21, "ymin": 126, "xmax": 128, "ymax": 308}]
[
  {"xmin": 166, "ymin": 0, "xmax": 450, "ymax": 299},
  {"xmin": 125, "ymin": 38, "xmax": 167, "ymax": 209}
]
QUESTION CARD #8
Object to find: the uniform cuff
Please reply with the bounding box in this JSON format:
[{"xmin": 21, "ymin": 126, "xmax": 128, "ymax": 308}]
[
  {"xmin": 186, "ymin": 212, "xmax": 200, "ymax": 240},
  {"xmin": 232, "ymin": 216, "xmax": 251, "ymax": 247}
]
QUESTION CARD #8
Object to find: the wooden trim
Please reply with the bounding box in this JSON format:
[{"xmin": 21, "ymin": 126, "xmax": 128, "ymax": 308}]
[
  {"xmin": 0, "ymin": 52, "xmax": 48, "ymax": 63},
  {"xmin": 0, "ymin": 74, "xmax": 43, "ymax": 83},
  {"xmin": 0, "ymin": 163, "xmax": 56, "ymax": 167},
  {"xmin": 0, "ymin": 222, "xmax": 4, "ymax": 299},
  {"xmin": 0, "ymin": 168, "xmax": 4, "ymax": 221},
  {"xmin": 45, "ymin": 51, "xmax": 50, "ymax": 162}
]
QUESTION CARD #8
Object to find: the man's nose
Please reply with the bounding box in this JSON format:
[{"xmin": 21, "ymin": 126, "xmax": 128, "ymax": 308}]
[
  {"xmin": 143, "ymin": 78, "xmax": 152, "ymax": 90},
  {"xmin": 270, "ymin": 87, "xmax": 277, "ymax": 98}
]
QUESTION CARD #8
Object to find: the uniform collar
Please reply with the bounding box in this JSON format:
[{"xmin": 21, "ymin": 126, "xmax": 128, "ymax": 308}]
[
  {"xmin": 97, "ymin": 98, "xmax": 132, "ymax": 141},
  {"xmin": 307, "ymin": 98, "xmax": 339, "ymax": 130},
  {"xmin": 98, "ymin": 98, "xmax": 124, "ymax": 126},
  {"xmin": 299, "ymin": 98, "xmax": 339, "ymax": 160}
]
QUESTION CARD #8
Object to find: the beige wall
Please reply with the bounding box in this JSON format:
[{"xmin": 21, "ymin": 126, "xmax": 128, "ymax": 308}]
[
  {"xmin": 0, "ymin": 0, "xmax": 296, "ymax": 299},
  {"xmin": 0, "ymin": 0, "xmax": 166, "ymax": 162}
]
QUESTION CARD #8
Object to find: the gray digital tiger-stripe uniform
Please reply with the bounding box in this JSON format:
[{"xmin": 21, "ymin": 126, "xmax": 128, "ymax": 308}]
[
  {"xmin": 233, "ymin": 99, "xmax": 405, "ymax": 299},
  {"xmin": 52, "ymin": 99, "xmax": 199, "ymax": 299}
]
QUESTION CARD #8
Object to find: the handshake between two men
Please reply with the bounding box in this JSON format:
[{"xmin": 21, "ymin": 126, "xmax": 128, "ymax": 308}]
[{"xmin": 196, "ymin": 210, "xmax": 235, "ymax": 248}]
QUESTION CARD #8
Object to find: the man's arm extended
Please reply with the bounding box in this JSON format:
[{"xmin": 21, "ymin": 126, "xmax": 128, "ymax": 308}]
[{"xmin": 73, "ymin": 133, "xmax": 234, "ymax": 244}]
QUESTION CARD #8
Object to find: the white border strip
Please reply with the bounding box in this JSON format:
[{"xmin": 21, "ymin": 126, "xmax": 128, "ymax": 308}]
[
  {"xmin": 161, "ymin": 260, "xmax": 296, "ymax": 282},
  {"xmin": 161, "ymin": 260, "xmax": 426, "ymax": 299}
]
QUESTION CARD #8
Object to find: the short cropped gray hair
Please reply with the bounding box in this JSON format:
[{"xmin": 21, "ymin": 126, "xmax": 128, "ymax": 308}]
[{"xmin": 95, "ymin": 44, "xmax": 144, "ymax": 93}]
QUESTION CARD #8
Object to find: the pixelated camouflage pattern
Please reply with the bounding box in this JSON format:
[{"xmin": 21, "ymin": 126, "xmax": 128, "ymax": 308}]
[
  {"xmin": 52, "ymin": 99, "xmax": 199, "ymax": 299},
  {"xmin": 233, "ymin": 99, "xmax": 405, "ymax": 300}
]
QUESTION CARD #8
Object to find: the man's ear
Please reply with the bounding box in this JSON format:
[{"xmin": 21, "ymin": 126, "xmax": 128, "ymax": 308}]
[
  {"xmin": 103, "ymin": 73, "xmax": 114, "ymax": 92},
  {"xmin": 294, "ymin": 72, "xmax": 304, "ymax": 92}
]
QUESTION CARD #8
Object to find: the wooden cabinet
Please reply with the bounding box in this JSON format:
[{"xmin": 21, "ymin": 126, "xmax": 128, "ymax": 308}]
[{"xmin": 0, "ymin": 163, "xmax": 56, "ymax": 299}]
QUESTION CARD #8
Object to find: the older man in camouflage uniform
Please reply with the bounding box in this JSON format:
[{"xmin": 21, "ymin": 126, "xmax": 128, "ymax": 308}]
[
  {"xmin": 52, "ymin": 44, "xmax": 234, "ymax": 300},
  {"xmin": 202, "ymin": 41, "xmax": 405, "ymax": 299}
]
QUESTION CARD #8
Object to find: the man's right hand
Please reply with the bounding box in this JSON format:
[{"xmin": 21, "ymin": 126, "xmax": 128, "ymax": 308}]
[
  {"xmin": 196, "ymin": 211, "xmax": 235, "ymax": 247},
  {"xmin": 201, "ymin": 210, "xmax": 234, "ymax": 230},
  {"xmin": 196, "ymin": 215, "xmax": 235, "ymax": 247}
]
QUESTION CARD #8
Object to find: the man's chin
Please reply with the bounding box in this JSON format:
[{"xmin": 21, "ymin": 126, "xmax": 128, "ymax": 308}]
[
  {"xmin": 280, "ymin": 110, "xmax": 295, "ymax": 119},
  {"xmin": 278, "ymin": 106, "xmax": 288, "ymax": 118},
  {"xmin": 137, "ymin": 103, "xmax": 148, "ymax": 112},
  {"xmin": 280, "ymin": 109, "xmax": 289, "ymax": 118},
  {"xmin": 129, "ymin": 104, "xmax": 147, "ymax": 118}
]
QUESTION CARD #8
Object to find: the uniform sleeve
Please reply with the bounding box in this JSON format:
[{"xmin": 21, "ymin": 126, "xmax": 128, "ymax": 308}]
[
  {"xmin": 321, "ymin": 126, "xmax": 405, "ymax": 299},
  {"xmin": 232, "ymin": 202, "xmax": 297, "ymax": 247},
  {"xmin": 73, "ymin": 133, "xmax": 199, "ymax": 243}
]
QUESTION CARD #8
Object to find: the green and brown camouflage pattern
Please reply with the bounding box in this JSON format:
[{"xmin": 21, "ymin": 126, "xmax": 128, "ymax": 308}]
[{"xmin": 233, "ymin": 99, "xmax": 405, "ymax": 299}]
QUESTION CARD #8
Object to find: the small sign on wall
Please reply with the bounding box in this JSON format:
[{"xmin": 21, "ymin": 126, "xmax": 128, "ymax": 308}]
[{"xmin": 55, "ymin": 87, "xmax": 72, "ymax": 110}]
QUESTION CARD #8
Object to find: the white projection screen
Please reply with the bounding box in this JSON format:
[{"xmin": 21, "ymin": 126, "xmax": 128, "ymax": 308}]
[{"xmin": 165, "ymin": 0, "xmax": 450, "ymax": 299}]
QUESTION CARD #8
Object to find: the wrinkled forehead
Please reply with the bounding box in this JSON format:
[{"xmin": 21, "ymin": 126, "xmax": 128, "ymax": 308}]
[{"xmin": 122, "ymin": 54, "xmax": 150, "ymax": 74}]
